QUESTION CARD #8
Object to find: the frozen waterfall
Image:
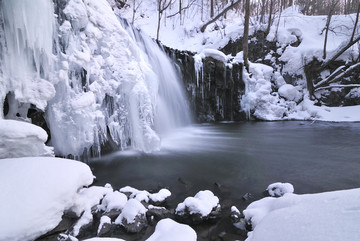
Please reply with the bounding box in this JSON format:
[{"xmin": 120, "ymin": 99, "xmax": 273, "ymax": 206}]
[{"xmin": 0, "ymin": 0, "xmax": 191, "ymax": 158}]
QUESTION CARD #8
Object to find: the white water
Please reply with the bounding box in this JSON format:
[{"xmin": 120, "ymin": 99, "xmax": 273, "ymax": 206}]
[
  {"xmin": 119, "ymin": 19, "xmax": 192, "ymax": 135},
  {"xmin": 0, "ymin": 0, "xmax": 191, "ymax": 157}
]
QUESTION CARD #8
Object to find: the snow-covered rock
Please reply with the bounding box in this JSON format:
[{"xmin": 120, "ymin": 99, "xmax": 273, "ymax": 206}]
[
  {"xmin": 120, "ymin": 186, "xmax": 171, "ymax": 204},
  {"xmin": 176, "ymin": 190, "xmax": 221, "ymax": 223},
  {"xmin": 266, "ymin": 182, "xmax": 295, "ymax": 197},
  {"xmin": 114, "ymin": 199, "xmax": 148, "ymax": 232},
  {"xmin": 243, "ymin": 188, "xmax": 360, "ymax": 241},
  {"xmin": 0, "ymin": 119, "xmax": 54, "ymax": 158},
  {"xmin": 0, "ymin": 157, "xmax": 93, "ymax": 241},
  {"xmin": 97, "ymin": 191, "xmax": 128, "ymax": 212},
  {"xmin": 146, "ymin": 218, "xmax": 197, "ymax": 241}
]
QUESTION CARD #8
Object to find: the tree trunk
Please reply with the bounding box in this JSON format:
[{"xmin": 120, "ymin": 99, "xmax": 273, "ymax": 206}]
[
  {"xmin": 323, "ymin": 7, "xmax": 333, "ymax": 59},
  {"xmin": 266, "ymin": 0, "xmax": 273, "ymax": 35},
  {"xmin": 243, "ymin": 0, "xmax": 250, "ymax": 71},
  {"xmin": 211, "ymin": 0, "xmax": 214, "ymax": 18}
]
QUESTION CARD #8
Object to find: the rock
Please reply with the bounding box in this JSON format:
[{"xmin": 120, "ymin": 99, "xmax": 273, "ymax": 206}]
[
  {"xmin": 97, "ymin": 216, "xmax": 113, "ymax": 237},
  {"xmin": 175, "ymin": 190, "xmax": 221, "ymax": 224},
  {"xmin": 242, "ymin": 192, "xmax": 254, "ymax": 201},
  {"xmin": 114, "ymin": 199, "xmax": 148, "ymax": 233},
  {"xmin": 146, "ymin": 205, "xmax": 173, "ymax": 224}
]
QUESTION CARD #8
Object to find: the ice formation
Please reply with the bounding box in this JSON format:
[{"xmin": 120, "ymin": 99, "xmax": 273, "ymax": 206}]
[{"xmin": 0, "ymin": 0, "xmax": 191, "ymax": 158}]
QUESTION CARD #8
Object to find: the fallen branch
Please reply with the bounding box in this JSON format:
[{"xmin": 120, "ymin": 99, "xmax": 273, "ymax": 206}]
[
  {"xmin": 315, "ymin": 62, "xmax": 360, "ymax": 89},
  {"xmin": 200, "ymin": 0, "xmax": 241, "ymax": 33},
  {"xmin": 315, "ymin": 84, "xmax": 360, "ymax": 91}
]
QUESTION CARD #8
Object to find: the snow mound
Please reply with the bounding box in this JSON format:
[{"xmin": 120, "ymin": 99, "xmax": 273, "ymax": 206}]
[
  {"xmin": 0, "ymin": 157, "xmax": 93, "ymax": 241},
  {"xmin": 120, "ymin": 186, "xmax": 171, "ymax": 203},
  {"xmin": 176, "ymin": 190, "xmax": 220, "ymax": 217},
  {"xmin": 146, "ymin": 218, "xmax": 197, "ymax": 241},
  {"xmin": 0, "ymin": 119, "xmax": 54, "ymax": 158},
  {"xmin": 244, "ymin": 188, "xmax": 360, "ymax": 241},
  {"xmin": 266, "ymin": 182, "xmax": 294, "ymax": 197},
  {"xmin": 97, "ymin": 191, "xmax": 128, "ymax": 212},
  {"xmin": 114, "ymin": 199, "xmax": 147, "ymax": 225},
  {"xmin": 278, "ymin": 84, "xmax": 301, "ymax": 102}
]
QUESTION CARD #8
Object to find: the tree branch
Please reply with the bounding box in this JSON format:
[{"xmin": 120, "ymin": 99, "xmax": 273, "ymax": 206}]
[{"xmin": 200, "ymin": 0, "xmax": 242, "ymax": 32}]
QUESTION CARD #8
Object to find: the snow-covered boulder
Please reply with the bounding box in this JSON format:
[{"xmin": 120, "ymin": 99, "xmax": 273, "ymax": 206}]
[
  {"xmin": 175, "ymin": 190, "xmax": 221, "ymax": 223},
  {"xmin": 97, "ymin": 191, "xmax": 128, "ymax": 212},
  {"xmin": 120, "ymin": 186, "xmax": 171, "ymax": 204},
  {"xmin": 0, "ymin": 157, "xmax": 93, "ymax": 241},
  {"xmin": 278, "ymin": 84, "xmax": 301, "ymax": 102},
  {"xmin": 114, "ymin": 199, "xmax": 148, "ymax": 232},
  {"xmin": 97, "ymin": 216, "xmax": 112, "ymax": 237},
  {"xmin": 0, "ymin": 119, "xmax": 54, "ymax": 158},
  {"xmin": 243, "ymin": 188, "xmax": 360, "ymax": 241},
  {"xmin": 266, "ymin": 182, "xmax": 294, "ymax": 197},
  {"xmin": 146, "ymin": 218, "xmax": 197, "ymax": 241}
]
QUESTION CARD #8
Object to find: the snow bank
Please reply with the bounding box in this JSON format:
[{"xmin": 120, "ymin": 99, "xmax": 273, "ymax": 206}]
[
  {"xmin": 266, "ymin": 182, "xmax": 294, "ymax": 197},
  {"xmin": 146, "ymin": 218, "xmax": 197, "ymax": 241},
  {"xmin": 176, "ymin": 190, "xmax": 220, "ymax": 217},
  {"xmin": 244, "ymin": 188, "xmax": 360, "ymax": 241},
  {"xmin": 0, "ymin": 119, "xmax": 54, "ymax": 158},
  {"xmin": 0, "ymin": 157, "xmax": 93, "ymax": 241}
]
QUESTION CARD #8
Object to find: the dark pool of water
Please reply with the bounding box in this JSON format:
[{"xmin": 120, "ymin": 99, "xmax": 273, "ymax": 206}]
[{"xmin": 90, "ymin": 121, "xmax": 360, "ymax": 240}]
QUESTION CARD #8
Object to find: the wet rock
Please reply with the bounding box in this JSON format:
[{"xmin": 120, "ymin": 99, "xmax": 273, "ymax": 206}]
[
  {"xmin": 146, "ymin": 205, "xmax": 173, "ymax": 223},
  {"xmin": 242, "ymin": 193, "xmax": 254, "ymax": 201}
]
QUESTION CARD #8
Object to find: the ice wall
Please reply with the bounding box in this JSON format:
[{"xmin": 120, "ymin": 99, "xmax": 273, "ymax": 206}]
[
  {"xmin": 0, "ymin": 0, "xmax": 191, "ymax": 158},
  {"xmin": 0, "ymin": 0, "xmax": 56, "ymax": 118}
]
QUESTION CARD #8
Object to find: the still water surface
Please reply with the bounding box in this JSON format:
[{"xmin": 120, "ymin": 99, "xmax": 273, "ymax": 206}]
[{"xmin": 90, "ymin": 121, "xmax": 360, "ymax": 239}]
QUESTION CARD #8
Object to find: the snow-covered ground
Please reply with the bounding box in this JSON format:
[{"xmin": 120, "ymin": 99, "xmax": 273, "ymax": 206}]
[
  {"xmin": 243, "ymin": 187, "xmax": 360, "ymax": 241},
  {"xmin": 0, "ymin": 157, "xmax": 93, "ymax": 241}
]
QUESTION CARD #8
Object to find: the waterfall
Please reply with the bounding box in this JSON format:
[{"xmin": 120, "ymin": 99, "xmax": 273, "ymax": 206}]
[
  {"xmin": 119, "ymin": 19, "xmax": 192, "ymax": 136},
  {"xmin": 0, "ymin": 0, "xmax": 191, "ymax": 158}
]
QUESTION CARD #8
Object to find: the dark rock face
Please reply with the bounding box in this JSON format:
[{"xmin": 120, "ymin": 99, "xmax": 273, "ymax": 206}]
[{"xmin": 165, "ymin": 47, "xmax": 246, "ymax": 122}]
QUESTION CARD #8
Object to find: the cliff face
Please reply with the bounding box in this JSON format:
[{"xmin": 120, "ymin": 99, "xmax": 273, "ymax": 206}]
[{"xmin": 166, "ymin": 47, "xmax": 246, "ymax": 122}]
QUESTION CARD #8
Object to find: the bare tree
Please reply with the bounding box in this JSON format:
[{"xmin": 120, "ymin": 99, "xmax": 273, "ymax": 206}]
[
  {"xmin": 323, "ymin": 0, "xmax": 339, "ymax": 59},
  {"xmin": 266, "ymin": 0, "xmax": 274, "ymax": 34},
  {"xmin": 156, "ymin": 0, "xmax": 173, "ymax": 41},
  {"xmin": 243, "ymin": 0, "xmax": 250, "ymax": 71}
]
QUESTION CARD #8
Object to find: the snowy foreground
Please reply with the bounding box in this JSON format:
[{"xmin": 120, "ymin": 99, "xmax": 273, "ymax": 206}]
[
  {"xmin": 1, "ymin": 157, "xmax": 359, "ymax": 241},
  {"xmin": 243, "ymin": 188, "xmax": 360, "ymax": 241}
]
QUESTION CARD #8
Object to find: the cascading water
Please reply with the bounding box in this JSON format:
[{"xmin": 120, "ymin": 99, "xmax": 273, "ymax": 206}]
[
  {"xmin": 0, "ymin": 0, "xmax": 192, "ymax": 158},
  {"xmin": 119, "ymin": 19, "xmax": 192, "ymax": 135}
]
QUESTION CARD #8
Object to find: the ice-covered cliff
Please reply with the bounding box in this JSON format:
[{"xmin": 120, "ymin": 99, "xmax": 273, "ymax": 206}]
[{"xmin": 0, "ymin": 0, "xmax": 190, "ymax": 158}]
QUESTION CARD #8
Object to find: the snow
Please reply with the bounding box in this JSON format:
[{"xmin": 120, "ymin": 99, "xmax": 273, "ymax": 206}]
[
  {"xmin": 97, "ymin": 216, "xmax": 111, "ymax": 235},
  {"xmin": 97, "ymin": 191, "xmax": 128, "ymax": 212},
  {"xmin": 266, "ymin": 182, "xmax": 294, "ymax": 197},
  {"xmin": 278, "ymin": 84, "xmax": 301, "ymax": 102},
  {"xmin": 145, "ymin": 218, "xmax": 197, "ymax": 241},
  {"xmin": 0, "ymin": 157, "xmax": 93, "ymax": 241},
  {"xmin": 176, "ymin": 190, "xmax": 220, "ymax": 217},
  {"xmin": 120, "ymin": 186, "xmax": 171, "ymax": 203},
  {"xmin": 244, "ymin": 188, "xmax": 360, "ymax": 241},
  {"xmin": 114, "ymin": 199, "xmax": 147, "ymax": 225},
  {"xmin": 0, "ymin": 119, "xmax": 54, "ymax": 158}
]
